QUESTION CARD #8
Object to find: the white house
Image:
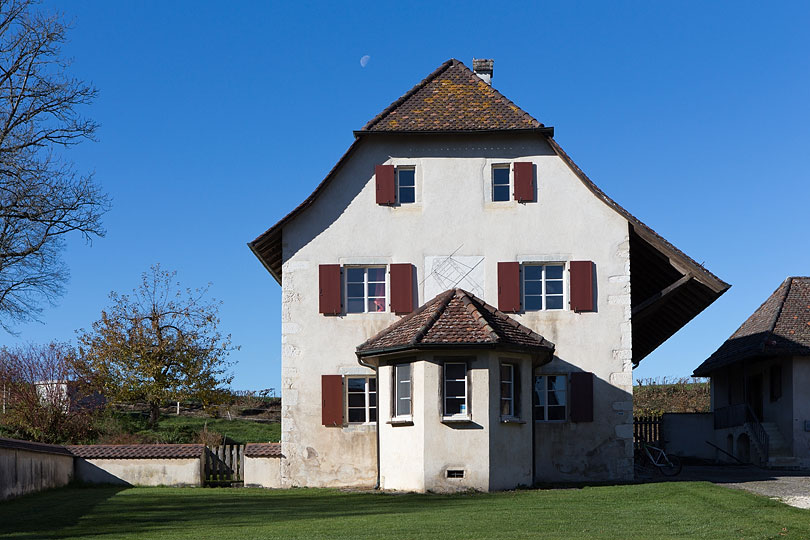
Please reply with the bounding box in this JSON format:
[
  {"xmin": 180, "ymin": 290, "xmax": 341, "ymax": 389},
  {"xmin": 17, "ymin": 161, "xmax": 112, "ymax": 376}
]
[
  {"xmin": 694, "ymin": 277, "xmax": 810, "ymax": 468},
  {"xmin": 249, "ymin": 58, "xmax": 728, "ymax": 491}
]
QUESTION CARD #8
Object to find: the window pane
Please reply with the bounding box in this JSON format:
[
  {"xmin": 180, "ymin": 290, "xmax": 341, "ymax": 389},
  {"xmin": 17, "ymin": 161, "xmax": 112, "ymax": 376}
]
[
  {"xmin": 493, "ymin": 168, "xmax": 509, "ymax": 185},
  {"xmin": 369, "ymin": 378, "xmax": 376, "ymax": 392},
  {"xmin": 535, "ymin": 405, "xmax": 545, "ymax": 419},
  {"xmin": 396, "ymin": 364, "xmax": 410, "ymax": 383},
  {"xmin": 369, "ymin": 393, "xmax": 377, "ymax": 407},
  {"xmin": 524, "ymin": 266, "xmax": 542, "ymax": 280},
  {"xmin": 548, "ymin": 391, "xmax": 564, "ymax": 406},
  {"xmin": 398, "ymin": 398, "xmax": 411, "ymax": 416},
  {"xmin": 445, "ymin": 363, "xmax": 466, "ymax": 380},
  {"xmin": 368, "ymin": 298, "xmax": 385, "ymax": 312},
  {"xmin": 533, "ymin": 376, "xmax": 546, "ymax": 405},
  {"xmin": 446, "ymin": 380, "xmax": 466, "ymax": 398},
  {"xmin": 546, "ymin": 265, "xmax": 564, "ymax": 279},
  {"xmin": 548, "ymin": 376, "xmax": 565, "ymax": 392},
  {"xmin": 548, "ymin": 406, "xmax": 565, "ymax": 421},
  {"xmin": 367, "ymin": 268, "xmax": 386, "ymax": 282},
  {"xmin": 501, "ymin": 399, "xmax": 512, "ymax": 416},
  {"xmin": 347, "ymin": 298, "xmax": 364, "ymax": 313},
  {"xmin": 493, "ymin": 185, "xmax": 510, "ymax": 202},
  {"xmin": 445, "ymin": 398, "xmax": 463, "ymax": 415},
  {"xmin": 525, "ymin": 295, "xmax": 542, "ymax": 311},
  {"xmin": 398, "ymin": 169, "xmax": 415, "ymax": 186},
  {"xmin": 546, "ymin": 296, "xmax": 564, "ymax": 310},
  {"xmin": 348, "ymin": 409, "xmax": 366, "ymax": 423},
  {"xmin": 399, "ymin": 187, "xmax": 415, "ymax": 204},
  {"xmin": 347, "ymin": 378, "xmax": 365, "ymax": 392},
  {"xmin": 368, "ymin": 282, "xmax": 386, "ymax": 297},
  {"xmin": 348, "ymin": 394, "xmax": 366, "ymax": 408},
  {"xmin": 500, "ymin": 364, "xmax": 512, "ymax": 382},
  {"xmin": 397, "ymin": 380, "xmax": 411, "ymax": 400},
  {"xmin": 524, "ymin": 280, "xmax": 542, "ymax": 295},
  {"xmin": 346, "ymin": 267, "xmax": 364, "ymax": 282},
  {"xmin": 546, "ymin": 280, "xmax": 563, "ymax": 295},
  {"xmin": 501, "ymin": 382, "xmax": 512, "ymax": 398},
  {"xmin": 347, "ymin": 283, "xmax": 364, "ymax": 298},
  {"xmin": 369, "ymin": 408, "xmax": 377, "ymax": 422}
]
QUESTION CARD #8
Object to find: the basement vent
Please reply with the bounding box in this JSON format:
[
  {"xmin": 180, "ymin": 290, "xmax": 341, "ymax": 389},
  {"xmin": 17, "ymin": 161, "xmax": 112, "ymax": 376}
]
[{"xmin": 446, "ymin": 469, "xmax": 465, "ymax": 479}]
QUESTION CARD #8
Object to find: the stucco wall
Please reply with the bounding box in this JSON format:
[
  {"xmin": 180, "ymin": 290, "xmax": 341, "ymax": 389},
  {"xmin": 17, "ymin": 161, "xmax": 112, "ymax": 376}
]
[
  {"xmin": 0, "ymin": 447, "xmax": 73, "ymax": 500},
  {"xmin": 279, "ymin": 133, "xmax": 633, "ymax": 487},
  {"xmin": 791, "ymin": 356, "xmax": 810, "ymax": 465},
  {"xmin": 74, "ymin": 458, "xmax": 203, "ymax": 486},
  {"xmin": 662, "ymin": 413, "xmax": 714, "ymax": 460},
  {"xmin": 244, "ymin": 456, "xmax": 282, "ymax": 488}
]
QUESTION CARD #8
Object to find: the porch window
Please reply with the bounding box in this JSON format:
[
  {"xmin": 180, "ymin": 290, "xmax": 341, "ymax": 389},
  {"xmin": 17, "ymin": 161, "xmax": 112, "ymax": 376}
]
[
  {"xmin": 444, "ymin": 362, "xmax": 468, "ymax": 418},
  {"xmin": 500, "ymin": 363, "xmax": 516, "ymax": 418},
  {"xmin": 534, "ymin": 374, "xmax": 567, "ymax": 421},
  {"xmin": 393, "ymin": 364, "xmax": 411, "ymax": 418},
  {"xmin": 770, "ymin": 364, "xmax": 782, "ymax": 402}
]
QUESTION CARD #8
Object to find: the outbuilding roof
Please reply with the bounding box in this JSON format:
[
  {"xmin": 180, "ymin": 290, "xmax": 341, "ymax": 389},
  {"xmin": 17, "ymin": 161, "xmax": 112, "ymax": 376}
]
[
  {"xmin": 244, "ymin": 442, "xmax": 282, "ymax": 458},
  {"xmin": 67, "ymin": 444, "xmax": 205, "ymax": 459},
  {"xmin": 694, "ymin": 277, "xmax": 810, "ymax": 376},
  {"xmin": 356, "ymin": 288, "xmax": 555, "ymax": 357}
]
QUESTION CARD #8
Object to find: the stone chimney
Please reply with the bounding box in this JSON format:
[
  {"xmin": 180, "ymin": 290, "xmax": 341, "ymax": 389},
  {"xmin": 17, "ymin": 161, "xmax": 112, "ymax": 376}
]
[{"xmin": 472, "ymin": 58, "xmax": 494, "ymax": 85}]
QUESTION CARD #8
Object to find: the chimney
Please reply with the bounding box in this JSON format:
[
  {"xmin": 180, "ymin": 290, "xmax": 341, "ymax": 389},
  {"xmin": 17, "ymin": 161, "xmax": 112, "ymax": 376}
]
[{"xmin": 472, "ymin": 58, "xmax": 494, "ymax": 85}]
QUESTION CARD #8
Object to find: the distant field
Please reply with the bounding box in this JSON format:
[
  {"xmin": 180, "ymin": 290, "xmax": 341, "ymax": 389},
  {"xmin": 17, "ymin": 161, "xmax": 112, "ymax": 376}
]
[{"xmin": 1, "ymin": 482, "xmax": 808, "ymax": 540}]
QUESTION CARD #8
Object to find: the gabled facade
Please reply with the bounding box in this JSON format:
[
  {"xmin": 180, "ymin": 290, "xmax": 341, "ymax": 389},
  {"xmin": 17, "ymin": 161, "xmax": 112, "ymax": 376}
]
[
  {"xmin": 250, "ymin": 59, "xmax": 728, "ymax": 491},
  {"xmin": 694, "ymin": 277, "xmax": 810, "ymax": 468}
]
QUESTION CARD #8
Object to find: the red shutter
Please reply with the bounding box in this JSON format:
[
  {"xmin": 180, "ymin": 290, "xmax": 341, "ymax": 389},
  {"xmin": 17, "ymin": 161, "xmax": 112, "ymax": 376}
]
[
  {"xmin": 390, "ymin": 263, "xmax": 414, "ymax": 314},
  {"xmin": 375, "ymin": 165, "xmax": 395, "ymax": 205},
  {"xmin": 319, "ymin": 264, "xmax": 341, "ymax": 315},
  {"xmin": 570, "ymin": 372, "xmax": 594, "ymax": 422},
  {"xmin": 498, "ymin": 262, "xmax": 521, "ymax": 312},
  {"xmin": 513, "ymin": 162, "xmax": 534, "ymax": 202},
  {"xmin": 569, "ymin": 260, "xmax": 595, "ymax": 312},
  {"xmin": 321, "ymin": 375, "xmax": 343, "ymax": 426}
]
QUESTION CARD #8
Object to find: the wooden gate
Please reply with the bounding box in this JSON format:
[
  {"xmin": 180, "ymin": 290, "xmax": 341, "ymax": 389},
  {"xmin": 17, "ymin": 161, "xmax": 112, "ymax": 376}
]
[
  {"xmin": 633, "ymin": 415, "xmax": 662, "ymax": 450},
  {"xmin": 205, "ymin": 444, "xmax": 244, "ymax": 486}
]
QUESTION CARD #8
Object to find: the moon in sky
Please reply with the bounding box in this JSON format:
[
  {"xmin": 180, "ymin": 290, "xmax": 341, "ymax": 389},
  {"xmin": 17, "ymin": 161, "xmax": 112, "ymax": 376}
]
[{"xmin": 360, "ymin": 55, "xmax": 370, "ymax": 68}]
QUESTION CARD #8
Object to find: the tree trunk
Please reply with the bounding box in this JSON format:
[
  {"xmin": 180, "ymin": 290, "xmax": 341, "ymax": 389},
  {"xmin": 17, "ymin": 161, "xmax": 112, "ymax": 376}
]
[{"xmin": 149, "ymin": 401, "xmax": 161, "ymax": 428}]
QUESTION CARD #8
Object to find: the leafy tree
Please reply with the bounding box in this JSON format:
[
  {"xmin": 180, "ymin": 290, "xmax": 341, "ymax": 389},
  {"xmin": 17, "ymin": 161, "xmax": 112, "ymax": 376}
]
[
  {"xmin": 78, "ymin": 265, "xmax": 236, "ymax": 427},
  {"xmin": 0, "ymin": 0, "xmax": 109, "ymax": 332},
  {"xmin": 0, "ymin": 341, "xmax": 102, "ymax": 443}
]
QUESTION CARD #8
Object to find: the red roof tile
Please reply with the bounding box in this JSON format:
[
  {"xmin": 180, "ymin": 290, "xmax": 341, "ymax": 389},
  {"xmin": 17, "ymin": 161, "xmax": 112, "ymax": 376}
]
[
  {"xmin": 244, "ymin": 443, "xmax": 282, "ymax": 458},
  {"xmin": 361, "ymin": 59, "xmax": 543, "ymax": 133},
  {"xmin": 694, "ymin": 277, "xmax": 810, "ymax": 376},
  {"xmin": 356, "ymin": 289, "xmax": 554, "ymax": 356},
  {"xmin": 68, "ymin": 444, "xmax": 204, "ymax": 459}
]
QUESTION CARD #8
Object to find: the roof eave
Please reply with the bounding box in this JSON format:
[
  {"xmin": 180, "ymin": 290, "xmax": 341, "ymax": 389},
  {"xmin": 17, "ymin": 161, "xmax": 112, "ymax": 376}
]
[
  {"xmin": 356, "ymin": 341, "xmax": 555, "ymax": 359},
  {"xmin": 353, "ymin": 127, "xmax": 555, "ymax": 137}
]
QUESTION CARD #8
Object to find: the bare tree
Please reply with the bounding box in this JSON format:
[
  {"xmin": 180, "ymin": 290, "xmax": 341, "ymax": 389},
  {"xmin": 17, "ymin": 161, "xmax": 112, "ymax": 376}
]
[
  {"xmin": 0, "ymin": 0, "xmax": 109, "ymax": 332},
  {"xmin": 78, "ymin": 265, "xmax": 237, "ymax": 428},
  {"xmin": 0, "ymin": 341, "xmax": 102, "ymax": 443}
]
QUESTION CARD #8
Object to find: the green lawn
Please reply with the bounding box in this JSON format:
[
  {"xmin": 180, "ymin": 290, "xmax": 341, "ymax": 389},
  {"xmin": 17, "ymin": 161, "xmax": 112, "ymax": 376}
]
[
  {"xmin": 1, "ymin": 483, "xmax": 808, "ymax": 540},
  {"xmin": 152, "ymin": 415, "xmax": 280, "ymax": 444}
]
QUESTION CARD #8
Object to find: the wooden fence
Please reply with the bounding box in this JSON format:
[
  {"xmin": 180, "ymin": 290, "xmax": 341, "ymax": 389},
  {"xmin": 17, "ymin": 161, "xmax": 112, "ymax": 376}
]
[
  {"xmin": 633, "ymin": 415, "xmax": 662, "ymax": 450},
  {"xmin": 205, "ymin": 444, "xmax": 244, "ymax": 486}
]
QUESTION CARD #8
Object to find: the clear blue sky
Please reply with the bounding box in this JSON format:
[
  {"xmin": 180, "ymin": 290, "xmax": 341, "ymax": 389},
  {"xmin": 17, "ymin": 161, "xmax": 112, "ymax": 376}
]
[{"xmin": 5, "ymin": 1, "xmax": 809, "ymax": 390}]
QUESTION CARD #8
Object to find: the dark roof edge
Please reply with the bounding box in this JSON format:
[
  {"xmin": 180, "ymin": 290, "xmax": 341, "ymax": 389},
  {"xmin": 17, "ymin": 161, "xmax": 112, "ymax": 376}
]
[
  {"xmin": 355, "ymin": 341, "xmax": 555, "ymax": 359},
  {"xmin": 692, "ymin": 349, "xmax": 798, "ymax": 376},
  {"xmin": 353, "ymin": 127, "xmax": 554, "ymax": 137},
  {"xmin": 0, "ymin": 437, "xmax": 71, "ymax": 456},
  {"xmin": 762, "ymin": 277, "xmax": 794, "ymax": 351},
  {"xmin": 545, "ymin": 136, "xmax": 730, "ymax": 294}
]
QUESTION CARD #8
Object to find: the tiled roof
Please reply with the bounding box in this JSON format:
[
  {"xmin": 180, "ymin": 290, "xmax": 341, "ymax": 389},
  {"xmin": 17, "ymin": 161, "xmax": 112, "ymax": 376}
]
[
  {"xmin": 694, "ymin": 277, "xmax": 810, "ymax": 376},
  {"xmin": 361, "ymin": 59, "xmax": 543, "ymax": 132},
  {"xmin": 356, "ymin": 289, "xmax": 554, "ymax": 356},
  {"xmin": 244, "ymin": 443, "xmax": 282, "ymax": 458},
  {"xmin": 68, "ymin": 444, "xmax": 205, "ymax": 459},
  {"xmin": 0, "ymin": 437, "xmax": 72, "ymax": 456}
]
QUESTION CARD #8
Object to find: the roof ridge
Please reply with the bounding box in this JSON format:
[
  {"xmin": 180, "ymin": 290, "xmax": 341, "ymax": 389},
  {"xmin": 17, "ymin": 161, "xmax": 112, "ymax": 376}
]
[
  {"xmin": 362, "ymin": 59, "xmax": 456, "ymax": 131},
  {"xmin": 765, "ymin": 277, "xmax": 794, "ymax": 350},
  {"xmin": 457, "ymin": 289, "xmax": 499, "ymax": 343},
  {"xmin": 411, "ymin": 289, "xmax": 454, "ymax": 344}
]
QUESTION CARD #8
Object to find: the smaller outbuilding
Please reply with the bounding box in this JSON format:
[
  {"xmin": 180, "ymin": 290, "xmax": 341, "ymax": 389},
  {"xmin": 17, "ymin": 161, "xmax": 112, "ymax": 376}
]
[{"xmin": 694, "ymin": 277, "xmax": 810, "ymax": 467}]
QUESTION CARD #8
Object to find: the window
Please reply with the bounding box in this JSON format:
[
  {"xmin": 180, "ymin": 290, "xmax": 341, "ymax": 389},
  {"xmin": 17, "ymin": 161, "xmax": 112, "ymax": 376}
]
[
  {"xmin": 492, "ymin": 165, "xmax": 510, "ymax": 202},
  {"xmin": 346, "ymin": 377, "xmax": 377, "ymax": 423},
  {"xmin": 534, "ymin": 374, "xmax": 567, "ymax": 421},
  {"xmin": 397, "ymin": 168, "xmax": 415, "ymax": 204},
  {"xmin": 393, "ymin": 364, "xmax": 411, "ymax": 418},
  {"xmin": 523, "ymin": 264, "xmax": 564, "ymax": 311},
  {"xmin": 346, "ymin": 267, "xmax": 386, "ymax": 313},
  {"xmin": 770, "ymin": 364, "xmax": 782, "ymax": 402},
  {"xmin": 444, "ymin": 362, "xmax": 468, "ymax": 417},
  {"xmin": 500, "ymin": 363, "xmax": 516, "ymax": 417}
]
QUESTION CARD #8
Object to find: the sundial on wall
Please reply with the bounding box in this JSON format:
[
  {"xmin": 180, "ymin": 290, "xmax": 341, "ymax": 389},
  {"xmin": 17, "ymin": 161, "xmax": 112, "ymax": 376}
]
[{"xmin": 423, "ymin": 252, "xmax": 485, "ymax": 300}]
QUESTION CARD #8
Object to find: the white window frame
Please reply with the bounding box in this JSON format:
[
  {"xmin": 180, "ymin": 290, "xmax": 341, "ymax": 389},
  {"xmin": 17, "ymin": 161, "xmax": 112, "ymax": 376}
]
[
  {"xmin": 345, "ymin": 376, "xmax": 377, "ymax": 424},
  {"xmin": 522, "ymin": 263, "xmax": 566, "ymax": 311},
  {"xmin": 533, "ymin": 374, "xmax": 567, "ymax": 422},
  {"xmin": 491, "ymin": 164, "xmax": 511, "ymax": 202},
  {"xmin": 396, "ymin": 166, "xmax": 417, "ymax": 205},
  {"xmin": 443, "ymin": 361, "xmax": 469, "ymax": 419},
  {"xmin": 393, "ymin": 363, "xmax": 412, "ymax": 420},
  {"xmin": 345, "ymin": 266, "xmax": 388, "ymax": 314},
  {"xmin": 500, "ymin": 363, "xmax": 516, "ymax": 419}
]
